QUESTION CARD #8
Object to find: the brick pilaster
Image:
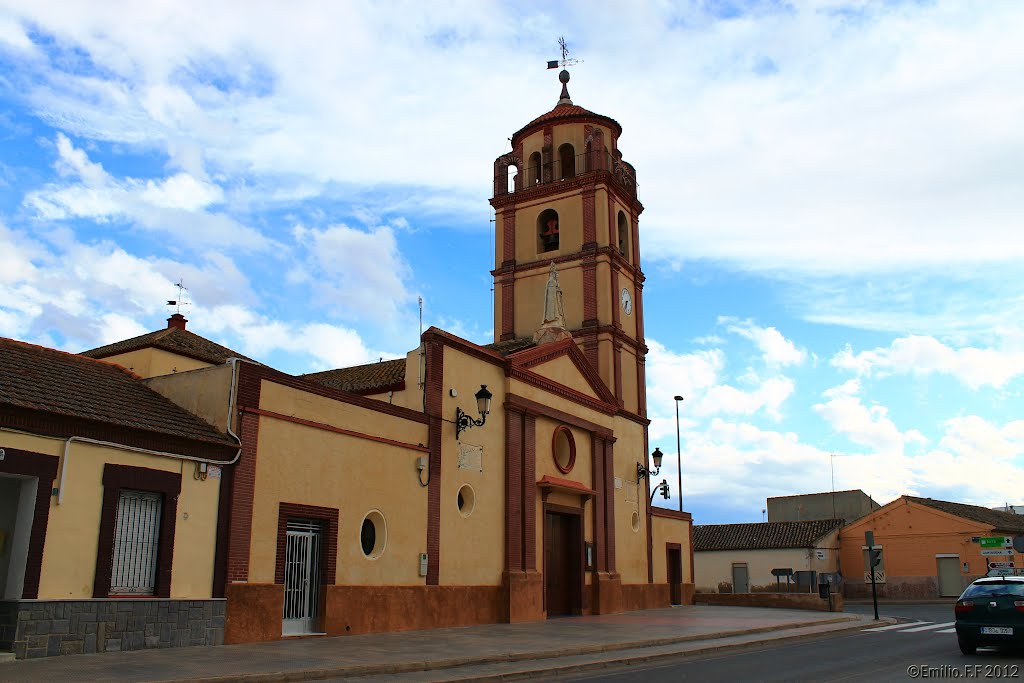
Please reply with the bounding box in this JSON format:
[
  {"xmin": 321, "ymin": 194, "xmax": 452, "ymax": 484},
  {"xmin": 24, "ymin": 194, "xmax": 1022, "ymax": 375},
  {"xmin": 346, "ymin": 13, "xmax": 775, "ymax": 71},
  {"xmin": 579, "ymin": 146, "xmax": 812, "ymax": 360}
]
[
  {"xmin": 424, "ymin": 340, "xmax": 444, "ymax": 585},
  {"xmin": 505, "ymin": 409, "xmax": 524, "ymax": 571}
]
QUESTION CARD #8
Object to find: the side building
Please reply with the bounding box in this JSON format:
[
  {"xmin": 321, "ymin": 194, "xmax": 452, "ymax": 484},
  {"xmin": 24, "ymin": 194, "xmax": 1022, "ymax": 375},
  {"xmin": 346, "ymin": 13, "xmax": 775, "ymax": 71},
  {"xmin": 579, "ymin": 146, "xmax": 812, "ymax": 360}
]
[{"xmin": 0, "ymin": 338, "xmax": 238, "ymax": 659}]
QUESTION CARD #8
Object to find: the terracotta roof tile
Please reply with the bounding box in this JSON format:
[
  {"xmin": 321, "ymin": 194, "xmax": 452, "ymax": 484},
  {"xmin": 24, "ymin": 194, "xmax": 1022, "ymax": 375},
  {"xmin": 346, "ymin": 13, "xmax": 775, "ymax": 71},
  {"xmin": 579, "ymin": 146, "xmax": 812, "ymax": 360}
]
[
  {"xmin": 694, "ymin": 519, "xmax": 844, "ymax": 552},
  {"xmin": 512, "ymin": 103, "xmax": 622, "ymax": 144},
  {"xmin": 303, "ymin": 358, "xmax": 406, "ymax": 394},
  {"xmin": 1, "ymin": 337, "xmax": 236, "ymax": 449},
  {"xmin": 485, "ymin": 338, "xmax": 537, "ymax": 356},
  {"xmin": 906, "ymin": 496, "xmax": 1024, "ymax": 533},
  {"xmin": 81, "ymin": 327, "xmax": 254, "ymax": 366}
]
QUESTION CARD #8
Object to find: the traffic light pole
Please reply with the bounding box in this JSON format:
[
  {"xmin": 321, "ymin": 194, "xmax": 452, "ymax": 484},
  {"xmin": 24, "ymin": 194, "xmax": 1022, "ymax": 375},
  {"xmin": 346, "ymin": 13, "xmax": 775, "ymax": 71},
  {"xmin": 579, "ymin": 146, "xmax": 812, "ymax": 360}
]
[{"xmin": 866, "ymin": 530, "xmax": 879, "ymax": 620}]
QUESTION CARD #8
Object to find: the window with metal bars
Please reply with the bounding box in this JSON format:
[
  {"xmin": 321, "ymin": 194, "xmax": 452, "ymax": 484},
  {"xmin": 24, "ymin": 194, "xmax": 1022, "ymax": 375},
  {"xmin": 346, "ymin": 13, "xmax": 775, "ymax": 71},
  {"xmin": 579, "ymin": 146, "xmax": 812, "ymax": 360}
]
[{"xmin": 109, "ymin": 490, "xmax": 162, "ymax": 595}]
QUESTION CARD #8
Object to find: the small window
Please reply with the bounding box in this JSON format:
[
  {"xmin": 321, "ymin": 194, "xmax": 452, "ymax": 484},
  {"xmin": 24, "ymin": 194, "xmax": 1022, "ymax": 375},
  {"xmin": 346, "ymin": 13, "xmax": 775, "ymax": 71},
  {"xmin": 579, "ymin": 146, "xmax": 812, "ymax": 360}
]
[
  {"xmin": 538, "ymin": 208, "xmax": 559, "ymax": 253},
  {"xmin": 528, "ymin": 152, "xmax": 542, "ymax": 185},
  {"xmin": 110, "ymin": 490, "xmax": 162, "ymax": 595},
  {"xmin": 457, "ymin": 484, "xmax": 476, "ymax": 518},
  {"xmin": 558, "ymin": 143, "xmax": 575, "ymax": 179},
  {"xmin": 360, "ymin": 510, "xmax": 387, "ymax": 559},
  {"xmin": 630, "ymin": 511, "xmax": 640, "ymax": 532},
  {"xmin": 617, "ymin": 211, "xmax": 630, "ymax": 262},
  {"xmin": 552, "ymin": 425, "xmax": 576, "ymax": 474},
  {"xmin": 507, "ymin": 163, "xmax": 518, "ymax": 194}
]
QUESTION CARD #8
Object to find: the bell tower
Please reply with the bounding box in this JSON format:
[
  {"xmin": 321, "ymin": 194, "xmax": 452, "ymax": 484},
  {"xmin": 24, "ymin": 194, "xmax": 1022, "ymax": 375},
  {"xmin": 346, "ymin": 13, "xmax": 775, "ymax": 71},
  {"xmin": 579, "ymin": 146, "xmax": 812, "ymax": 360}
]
[{"xmin": 490, "ymin": 69, "xmax": 648, "ymax": 418}]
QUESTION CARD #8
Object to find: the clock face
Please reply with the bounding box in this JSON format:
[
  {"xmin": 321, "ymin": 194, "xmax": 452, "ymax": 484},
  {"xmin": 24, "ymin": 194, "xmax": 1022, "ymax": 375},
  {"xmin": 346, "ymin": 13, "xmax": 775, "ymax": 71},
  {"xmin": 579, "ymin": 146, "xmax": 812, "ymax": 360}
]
[{"xmin": 620, "ymin": 287, "xmax": 632, "ymax": 315}]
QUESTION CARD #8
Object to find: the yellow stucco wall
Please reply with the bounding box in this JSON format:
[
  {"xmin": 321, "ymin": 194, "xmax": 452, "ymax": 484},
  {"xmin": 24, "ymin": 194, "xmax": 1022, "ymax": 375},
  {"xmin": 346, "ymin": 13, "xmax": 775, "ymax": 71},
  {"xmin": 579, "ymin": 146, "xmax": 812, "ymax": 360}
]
[
  {"xmin": 98, "ymin": 348, "xmax": 213, "ymax": 379},
  {"xmin": 512, "ymin": 262, "xmax": 586, "ymax": 338},
  {"xmin": 528, "ymin": 356, "xmax": 598, "ymax": 399},
  {"xmin": 515, "ymin": 195, "xmax": 585, "ymax": 263},
  {"xmin": 145, "ymin": 363, "xmax": 233, "ymax": 433},
  {"xmin": 651, "ymin": 515, "xmax": 693, "ymax": 584},
  {"xmin": 249, "ymin": 380, "xmax": 430, "ymax": 586},
  {"xmin": 437, "ymin": 347, "xmax": 507, "ymax": 585},
  {"xmin": 1, "ymin": 431, "xmax": 221, "ymax": 599}
]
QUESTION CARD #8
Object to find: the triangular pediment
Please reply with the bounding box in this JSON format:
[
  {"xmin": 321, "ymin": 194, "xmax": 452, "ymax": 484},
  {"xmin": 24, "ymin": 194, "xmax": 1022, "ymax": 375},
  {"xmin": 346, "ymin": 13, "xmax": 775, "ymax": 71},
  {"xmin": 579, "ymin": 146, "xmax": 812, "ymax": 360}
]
[{"xmin": 508, "ymin": 338, "xmax": 617, "ymax": 410}]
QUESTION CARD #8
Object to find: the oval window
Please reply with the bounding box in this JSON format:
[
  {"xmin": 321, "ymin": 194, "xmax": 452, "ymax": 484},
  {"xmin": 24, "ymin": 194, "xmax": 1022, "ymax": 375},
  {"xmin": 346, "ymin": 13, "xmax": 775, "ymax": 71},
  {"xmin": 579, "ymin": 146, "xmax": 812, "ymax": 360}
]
[
  {"xmin": 360, "ymin": 510, "xmax": 387, "ymax": 559},
  {"xmin": 553, "ymin": 425, "xmax": 576, "ymax": 474},
  {"xmin": 457, "ymin": 484, "xmax": 476, "ymax": 518},
  {"xmin": 631, "ymin": 511, "xmax": 640, "ymax": 533}
]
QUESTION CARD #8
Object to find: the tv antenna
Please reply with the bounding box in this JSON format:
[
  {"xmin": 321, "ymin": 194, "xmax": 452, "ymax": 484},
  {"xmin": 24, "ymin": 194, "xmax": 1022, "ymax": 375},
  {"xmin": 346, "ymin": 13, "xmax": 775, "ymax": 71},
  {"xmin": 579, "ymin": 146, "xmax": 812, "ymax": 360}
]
[
  {"xmin": 547, "ymin": 36, "xmax": 581, "ymax": 70},
  {"xmin": 166, "ymin": 279, "xmax": 191, "ymax": 314}
]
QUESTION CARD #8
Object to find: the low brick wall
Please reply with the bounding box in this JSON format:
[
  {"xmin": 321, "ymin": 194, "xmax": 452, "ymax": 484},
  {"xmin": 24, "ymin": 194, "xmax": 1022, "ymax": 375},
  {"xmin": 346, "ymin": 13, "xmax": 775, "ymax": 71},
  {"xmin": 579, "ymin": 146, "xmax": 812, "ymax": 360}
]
[
  {"xmin": 0, "ymin": 598, "xmax": 225, "ymax": 659},
  {"xmin": 694, "ymin": 592, "xmax": 843, "ymax": 612}
]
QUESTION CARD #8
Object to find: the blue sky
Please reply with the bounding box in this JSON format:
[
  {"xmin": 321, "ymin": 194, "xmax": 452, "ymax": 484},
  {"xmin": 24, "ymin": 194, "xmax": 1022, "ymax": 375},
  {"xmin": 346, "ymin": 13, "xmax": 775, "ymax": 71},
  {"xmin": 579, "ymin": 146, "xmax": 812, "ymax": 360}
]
[{"xmin": 1, "ymin": 1, "xmax": 1022, "ymax": 523}]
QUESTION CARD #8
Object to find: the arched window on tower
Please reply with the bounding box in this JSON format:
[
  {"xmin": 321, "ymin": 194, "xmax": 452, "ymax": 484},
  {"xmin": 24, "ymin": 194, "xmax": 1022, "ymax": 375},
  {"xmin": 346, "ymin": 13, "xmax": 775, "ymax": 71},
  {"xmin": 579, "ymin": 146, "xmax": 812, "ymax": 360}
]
[
  {"xmin": 617, "ymin": 211, "xmax": 630, "ymax": 262},
  {"xmin": 558, "ymin": 143, "xmax": 575, "ymax": 180},
  {"xmin": 528, "ymin": 152, "xmax": 542, "ymax": 186},
  {"xmin": 508, "ymin": 163, "xmax": 519, "ymax": 194},
  {"xmin": 538, "ymin": 208, "xmax": 560, "ymax": 253}
]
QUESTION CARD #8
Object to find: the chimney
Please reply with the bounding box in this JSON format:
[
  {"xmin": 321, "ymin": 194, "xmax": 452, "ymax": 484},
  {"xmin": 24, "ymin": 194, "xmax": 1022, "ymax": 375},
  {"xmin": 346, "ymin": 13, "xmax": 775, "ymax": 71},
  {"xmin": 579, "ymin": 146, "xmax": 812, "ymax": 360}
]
[{"xmin": 167, "ymin": 313, "xmax": 188, "ymax": 330}]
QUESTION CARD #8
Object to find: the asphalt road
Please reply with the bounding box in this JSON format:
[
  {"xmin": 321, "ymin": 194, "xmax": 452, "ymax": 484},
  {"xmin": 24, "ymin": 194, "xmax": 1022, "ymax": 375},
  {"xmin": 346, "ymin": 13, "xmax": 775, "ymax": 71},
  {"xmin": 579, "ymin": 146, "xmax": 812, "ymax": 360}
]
[{"xmin": 555, "ymin": 604, "xmax": 1024, "ymax": 683}]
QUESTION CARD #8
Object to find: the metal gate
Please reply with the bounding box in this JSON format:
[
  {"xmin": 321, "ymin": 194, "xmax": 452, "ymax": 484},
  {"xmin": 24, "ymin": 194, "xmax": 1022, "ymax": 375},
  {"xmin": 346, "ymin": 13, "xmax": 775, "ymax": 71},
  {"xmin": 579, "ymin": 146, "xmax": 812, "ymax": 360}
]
[
  {"xmin": 111, "ymin": 490, "xmax": 162, "ymax": 595},
  {"xmin": 283, "ymin": 520, "xmax": 322, "ymax": 635}
]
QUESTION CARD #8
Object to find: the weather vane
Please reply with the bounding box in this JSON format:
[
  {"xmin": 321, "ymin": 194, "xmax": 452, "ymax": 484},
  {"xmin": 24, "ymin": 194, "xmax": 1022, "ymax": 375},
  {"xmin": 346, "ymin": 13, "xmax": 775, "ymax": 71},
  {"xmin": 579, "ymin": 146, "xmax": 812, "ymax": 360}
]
[
  {"xmin": 546, "ymin": 36, "xmax": 581, "ymax": 70},
  {"xmin": 166, "ymin": 279, "xmax": 191, "ymax": 314}
]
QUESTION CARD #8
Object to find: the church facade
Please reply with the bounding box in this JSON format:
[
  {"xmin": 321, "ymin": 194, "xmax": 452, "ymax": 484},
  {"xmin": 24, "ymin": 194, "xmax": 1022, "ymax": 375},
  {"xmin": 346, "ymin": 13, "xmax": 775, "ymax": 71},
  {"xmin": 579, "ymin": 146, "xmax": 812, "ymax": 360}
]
[{"xmin": 0, "ymin": 73, "xmax": 693, "ymax": 655}]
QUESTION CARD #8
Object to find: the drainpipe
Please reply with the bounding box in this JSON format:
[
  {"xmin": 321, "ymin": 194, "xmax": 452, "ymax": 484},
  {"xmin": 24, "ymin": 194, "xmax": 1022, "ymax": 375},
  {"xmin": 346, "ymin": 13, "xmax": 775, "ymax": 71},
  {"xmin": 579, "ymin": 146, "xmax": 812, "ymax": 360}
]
[{"xmin": 8, "ymin": 357, "xmax": 244, "ymax": 505}]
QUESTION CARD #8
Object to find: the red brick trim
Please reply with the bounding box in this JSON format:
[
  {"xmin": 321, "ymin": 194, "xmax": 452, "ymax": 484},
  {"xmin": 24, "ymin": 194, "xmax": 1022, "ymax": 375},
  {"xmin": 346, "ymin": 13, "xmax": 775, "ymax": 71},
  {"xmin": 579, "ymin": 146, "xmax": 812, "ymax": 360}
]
[
  {"xmin": 274, "ymin": 502, "xmax": 339, "ymax": 585},
  {"xmin": 603, "ymin": 438, "xmax": 616, "ymax": 572},
  {"xmin": 590, "ymin": 438, "xmax": 605, "ymax": 573},
  {"xmin": 505, "ymin": 393, "xmax": 614, "ymax": 438},
  {"xmin": 505, "ymin": 409, "xmax": 524, "ymax": 572},
  {"xmin": 551, "ymin": 425, "xmax": 576, "ymax": 474},
  {"xmin": 523, "ymin": 413, "xmax": 537, "ymax": 572},
  {"xmin": 0, "ymin": 447, "xmax": 58, "ymax": 599},
  {"xmin": 94, "ymin": 463, "xmax": 181, "ymax": 598},
  {"xmin": 502, "ymin": 210, "xmax": 516, "ymax": 267},
  {"xmin": 490, "ymin": 172, "xmax": 644, "ymax": 214},
  {"xmin": 227, "ymin": 364, "xmax": 263, "ymax": 583},
  {"xmin": 240, "ymin": 407, "xmax": 429, "ymax": 453},
  {"xmin": 613, "ymin": 341, "xmax": 623, "ymax": 407},
  {"xmin": 509, "ymin": 369, "xmax": 616, "ymax": 416},
  {"xmin": 0, "ymin": 406, "xmax": 237, "ymax": 461},
  {"xmin": 501, "ymin": 280, "xmax": 515, "ymax": 341},
  {"xmin": 582, "ymin": 189, "xmax": 596, "ymax": 245},
  {"xmin": 421, "ymin": 328, "xmax": 508, "ymax": 367},
  {"xmin": 424, "ymin": 339, "xmax": 444, "ymax": 585},
  {"xmin": 583, "ymin": 262, "xmax": 597, "ymax": 325},
  {"xmin": 511, "ymin": 338, "xmax": 617, "ymax": 407}
]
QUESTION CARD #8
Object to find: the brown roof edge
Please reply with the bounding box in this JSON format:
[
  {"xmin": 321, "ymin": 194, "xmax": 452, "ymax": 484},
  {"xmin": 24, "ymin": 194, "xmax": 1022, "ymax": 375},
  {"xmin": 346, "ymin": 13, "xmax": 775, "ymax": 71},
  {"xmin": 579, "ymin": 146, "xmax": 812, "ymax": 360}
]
[
  {"xmin": 651, "ymin": 507, "xmax": 692, "ymax": 522},
  {"xmin": 421, "ymin": 327, "xmax": 509, "ymax": 367}
]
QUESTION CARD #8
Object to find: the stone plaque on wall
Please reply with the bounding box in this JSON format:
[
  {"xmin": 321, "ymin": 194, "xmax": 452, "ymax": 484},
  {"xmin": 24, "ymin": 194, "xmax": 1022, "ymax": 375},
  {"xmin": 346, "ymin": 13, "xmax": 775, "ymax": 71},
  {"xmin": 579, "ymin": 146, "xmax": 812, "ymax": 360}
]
[
  {"xmin": 624, "ymin": 482, "xmax": 638, "ymax": 503},
  {"xmin": 457, "ymin": 443, "xmax": 483, "ymax": 471}
]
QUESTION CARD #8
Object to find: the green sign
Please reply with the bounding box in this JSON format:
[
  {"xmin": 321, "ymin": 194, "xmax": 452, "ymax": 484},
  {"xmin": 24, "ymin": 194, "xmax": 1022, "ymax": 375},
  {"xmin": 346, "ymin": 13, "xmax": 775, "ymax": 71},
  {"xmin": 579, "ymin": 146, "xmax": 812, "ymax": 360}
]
[{"xmin": 980, "ymin": 536, "xmax": 1012, "ymax": 548}]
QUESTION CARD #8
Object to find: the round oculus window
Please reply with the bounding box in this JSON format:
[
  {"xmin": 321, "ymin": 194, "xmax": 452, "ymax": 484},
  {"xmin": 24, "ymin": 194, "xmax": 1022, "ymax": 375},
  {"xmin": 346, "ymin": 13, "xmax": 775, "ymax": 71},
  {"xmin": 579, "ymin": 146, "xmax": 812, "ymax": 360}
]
[
  {"xmin": 457, "ymin": 484, "xmax": 476, "ymax": 518},
  {"xmin": 360, "ymin": 510, "xmax": 387, "ymax": 559},
  {"xmin": 552, "ymin": 426, "xmax": 576, "ymax": 474}
]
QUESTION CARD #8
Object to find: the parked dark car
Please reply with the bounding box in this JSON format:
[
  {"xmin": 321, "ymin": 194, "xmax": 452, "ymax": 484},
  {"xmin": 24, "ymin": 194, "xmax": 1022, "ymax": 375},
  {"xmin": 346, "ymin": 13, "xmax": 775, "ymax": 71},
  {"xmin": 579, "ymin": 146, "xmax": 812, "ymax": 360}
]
[{"xmin": 955, "ymin": 576, "xmax": 1024, "ymax": 654}]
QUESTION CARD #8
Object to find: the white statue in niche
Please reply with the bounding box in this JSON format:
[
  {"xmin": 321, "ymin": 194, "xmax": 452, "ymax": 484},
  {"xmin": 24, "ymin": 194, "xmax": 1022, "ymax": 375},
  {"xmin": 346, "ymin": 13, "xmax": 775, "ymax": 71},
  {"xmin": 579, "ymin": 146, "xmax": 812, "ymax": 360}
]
[{"xmin": 533, "ymin": 261, "xmax": 572, "ymax": 345}]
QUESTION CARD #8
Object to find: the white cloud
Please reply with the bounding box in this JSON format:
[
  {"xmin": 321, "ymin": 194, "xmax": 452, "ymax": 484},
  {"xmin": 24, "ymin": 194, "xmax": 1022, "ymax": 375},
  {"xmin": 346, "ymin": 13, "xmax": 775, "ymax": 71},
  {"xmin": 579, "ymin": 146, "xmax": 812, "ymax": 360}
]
[
  {"xmin": 831, "ymin": 335, "xmax": 1024, "ymax": 389},
  {"xmin": 200, "ymin": 304, "xmax": 382, "ymax": 370},
  {"xmin": 723, "ymin": 318, "xmax": 806, "ymax": 367},
  {"xmin": 290, "ymin": 222, "xmax": 412, "ymax": 323},
  {"xmin": 26, "ymin": 134, "xmax": 269, "ymax": 250}
]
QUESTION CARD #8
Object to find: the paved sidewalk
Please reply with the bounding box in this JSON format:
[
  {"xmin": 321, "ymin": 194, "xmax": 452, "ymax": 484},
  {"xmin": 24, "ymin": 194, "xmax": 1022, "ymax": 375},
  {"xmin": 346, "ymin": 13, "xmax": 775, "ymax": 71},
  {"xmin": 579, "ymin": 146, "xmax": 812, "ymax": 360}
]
[{"xmin": 0, "ymin": 606, "xmax": 882, "ymax": 682}]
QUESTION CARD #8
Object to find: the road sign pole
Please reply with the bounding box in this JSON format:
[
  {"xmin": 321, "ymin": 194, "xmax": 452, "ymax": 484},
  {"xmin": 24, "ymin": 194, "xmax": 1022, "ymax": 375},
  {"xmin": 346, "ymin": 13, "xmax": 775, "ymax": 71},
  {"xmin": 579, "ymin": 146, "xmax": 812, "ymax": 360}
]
[{"xmin": 866, "ymin": 531, "xmax": 879, "ymax": 621}]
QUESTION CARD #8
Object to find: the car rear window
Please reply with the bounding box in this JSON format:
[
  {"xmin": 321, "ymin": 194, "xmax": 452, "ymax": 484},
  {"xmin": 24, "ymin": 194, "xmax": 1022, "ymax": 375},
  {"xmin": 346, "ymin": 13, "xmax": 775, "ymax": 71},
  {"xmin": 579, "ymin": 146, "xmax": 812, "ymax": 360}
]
[{"xmin": 963, "ymin": 581, "xmax": 1024, "ymax": 598}]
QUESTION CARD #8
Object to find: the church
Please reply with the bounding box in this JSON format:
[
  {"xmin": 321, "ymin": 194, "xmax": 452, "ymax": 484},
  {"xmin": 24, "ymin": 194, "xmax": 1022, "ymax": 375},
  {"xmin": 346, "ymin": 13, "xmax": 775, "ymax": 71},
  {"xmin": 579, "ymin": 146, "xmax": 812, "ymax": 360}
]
[{"xmin": 0, "ymin": 69, "xmax": 693, "ymax": 656}]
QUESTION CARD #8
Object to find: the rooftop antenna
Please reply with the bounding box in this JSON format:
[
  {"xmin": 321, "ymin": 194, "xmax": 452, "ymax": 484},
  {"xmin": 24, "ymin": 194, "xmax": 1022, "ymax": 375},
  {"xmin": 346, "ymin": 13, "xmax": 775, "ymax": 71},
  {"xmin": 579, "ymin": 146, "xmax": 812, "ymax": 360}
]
[
  {"xmin": 547, "ymin": 36, "xmax": 581, "ymax": 106},
  {"xmin": 166, "ymin": 279, "xmax": 191, "ymax": 314}
]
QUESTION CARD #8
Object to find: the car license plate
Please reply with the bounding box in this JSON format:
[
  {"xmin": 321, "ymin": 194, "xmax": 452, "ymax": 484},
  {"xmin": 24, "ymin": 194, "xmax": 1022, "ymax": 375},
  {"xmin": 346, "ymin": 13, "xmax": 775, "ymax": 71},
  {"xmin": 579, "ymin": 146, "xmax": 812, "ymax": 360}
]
[{"xmin": 981, "ymin": 627, "xmax": 1013, "ymax": 635}]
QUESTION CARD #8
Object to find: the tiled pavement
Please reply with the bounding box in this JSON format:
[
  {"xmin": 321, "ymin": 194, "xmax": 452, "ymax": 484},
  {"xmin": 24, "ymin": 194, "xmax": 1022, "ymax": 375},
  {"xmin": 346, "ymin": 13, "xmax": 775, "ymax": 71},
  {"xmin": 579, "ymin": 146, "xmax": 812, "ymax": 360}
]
[{"xmin": 0, "ymin": 606, "xmax": 883, "ymax": 682}]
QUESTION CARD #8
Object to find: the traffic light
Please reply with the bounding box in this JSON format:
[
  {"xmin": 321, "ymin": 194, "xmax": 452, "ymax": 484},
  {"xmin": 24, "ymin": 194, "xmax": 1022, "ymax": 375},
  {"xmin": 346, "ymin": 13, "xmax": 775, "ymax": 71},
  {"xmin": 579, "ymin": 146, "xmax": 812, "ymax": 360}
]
[
  {"xmin": 658, "ymin": 479, "xmax": 670, "ymax": 499},
  {"xmin": 869, "ymin": 548, "xmax": 882, "ymax": 568}
]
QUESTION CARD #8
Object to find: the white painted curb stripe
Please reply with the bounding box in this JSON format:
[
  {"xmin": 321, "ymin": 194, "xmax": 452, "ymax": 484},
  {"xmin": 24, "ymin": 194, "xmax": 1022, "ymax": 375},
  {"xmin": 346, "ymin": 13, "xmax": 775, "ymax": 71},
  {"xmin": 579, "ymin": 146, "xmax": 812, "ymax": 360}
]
[
  {"xmin": 900, "ymin": 622, "xmax": 956, "ymax": 632},
  {"xmin": 862, "ymin": 621, "xmax": 930, "ymax": 632}
]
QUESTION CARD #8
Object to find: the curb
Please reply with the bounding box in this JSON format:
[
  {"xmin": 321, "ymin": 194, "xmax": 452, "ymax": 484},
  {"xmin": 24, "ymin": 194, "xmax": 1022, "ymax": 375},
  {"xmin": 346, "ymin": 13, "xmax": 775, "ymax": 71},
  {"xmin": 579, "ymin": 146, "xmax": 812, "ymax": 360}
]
[
  {"xmin": 440, "ymin": 616, "xmax": 895, "ymax": 682},
  {"xmin": 181, "ymin": 615, "xmax": 866, "ymax": 683}
]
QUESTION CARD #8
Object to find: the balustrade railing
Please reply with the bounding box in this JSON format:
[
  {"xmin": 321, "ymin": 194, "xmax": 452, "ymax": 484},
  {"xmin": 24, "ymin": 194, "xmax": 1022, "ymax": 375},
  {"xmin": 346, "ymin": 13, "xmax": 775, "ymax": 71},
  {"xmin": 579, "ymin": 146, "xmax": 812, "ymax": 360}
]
[{"xmin": 495, "ymin": 150, "xmax": 638, "ymax": 198}]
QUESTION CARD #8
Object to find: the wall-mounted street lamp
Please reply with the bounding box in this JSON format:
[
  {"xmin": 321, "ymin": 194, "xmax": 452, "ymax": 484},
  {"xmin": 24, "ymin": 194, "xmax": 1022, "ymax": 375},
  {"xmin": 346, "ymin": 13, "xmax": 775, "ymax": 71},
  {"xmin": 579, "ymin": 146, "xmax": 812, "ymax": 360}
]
[
  {"xmin": 455, "ymin": 385, "xmax": 493, "ymax": 438},
  {"xmin": 637, "ymin": 447, "xmax": 664, "ymax": 481}
]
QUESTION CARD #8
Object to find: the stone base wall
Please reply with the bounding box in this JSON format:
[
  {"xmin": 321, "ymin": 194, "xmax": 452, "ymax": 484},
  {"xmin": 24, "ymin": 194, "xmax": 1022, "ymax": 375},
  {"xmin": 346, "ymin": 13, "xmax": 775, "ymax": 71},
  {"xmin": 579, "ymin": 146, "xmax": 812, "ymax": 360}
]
[
  {"xmin": 694, "ymin": 591, "xmax": 843, "ymax": 612},
  {"xmin": 620, "ymin": 583, "xmax": 670, "ymax": 612},
  {"xmin": 0, "ymin": 599, "xmax": 225, "ymax": 659}
]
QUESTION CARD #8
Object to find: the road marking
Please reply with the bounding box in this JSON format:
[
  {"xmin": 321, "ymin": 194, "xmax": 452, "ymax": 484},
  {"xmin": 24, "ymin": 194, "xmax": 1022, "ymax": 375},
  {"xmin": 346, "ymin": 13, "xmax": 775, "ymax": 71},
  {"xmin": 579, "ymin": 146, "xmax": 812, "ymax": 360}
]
[
  {"xmin": 900, "ymin": 622, "xmax": 956, "ymax": 632},
  {"xmin": 937, "ymin": 628, "xmax": 957, "ymax": 633},
  {"xmin": 862, "ymin": 621, "xmax": 930, "ymax": 632}
]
